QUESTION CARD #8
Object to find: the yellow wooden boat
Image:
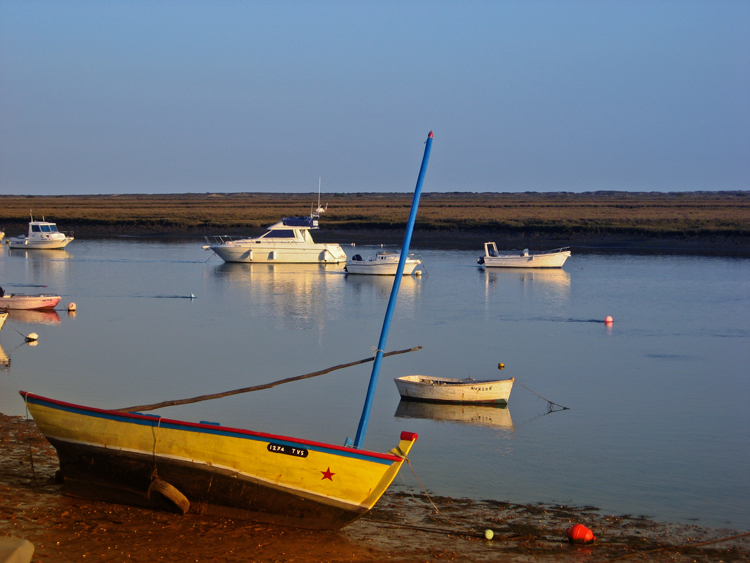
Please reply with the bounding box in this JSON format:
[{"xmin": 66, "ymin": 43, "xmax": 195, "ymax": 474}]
[
  {"xmin": 20, "ymin": 391, "xmax": 418, "ymax": 529},
  {"xmin": 19, "ymin": 132, "xmax": 435, "ymax": 530}
]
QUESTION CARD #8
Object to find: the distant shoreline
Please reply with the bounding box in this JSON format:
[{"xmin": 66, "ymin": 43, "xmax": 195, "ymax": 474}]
[{"xmin": 1, "ymin": 191, "xmax": 748, "ymax": 256}]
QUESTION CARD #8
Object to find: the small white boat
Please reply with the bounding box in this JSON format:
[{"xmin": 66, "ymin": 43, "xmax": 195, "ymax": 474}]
[
  {"xmin": 394, "ymin": 375, "xmax": 514, "ymax": 405},
  {"xmin": 0, "ymin": 290, "xmax": 61, "ymax": 310},
  {"xmin": 204, "ymin": 215, "xmax": 347, "ymax": 264},
  {"xmin": 345, "ymin": 251, "xmax": 422, "ymax": 275},
  {"xmin": 6, "ymin": 215, "xmax": 74, "ymax": 250},
  {"xmin": 477, "ymin": 242, "xmax": 570, "ymax": 268}
]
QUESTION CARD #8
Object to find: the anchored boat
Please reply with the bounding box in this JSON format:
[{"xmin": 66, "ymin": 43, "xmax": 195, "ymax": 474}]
[
  {"xmin": 478, "ymin": 242, "xmax": 570, "ymax": 268},
  {"xmin": 21, "ymin": 131, "xmax": 435, "ymax": 530},
  {"xmin": 0, "ymin": 290, "xmax": 61, "ymax": 310},
  {"xmin": 394, "ymin": 375, "xmax": 514, "ymax": 405},
  {"xmin": 345, "ymin": 250, "xmax": 422, "ymax": 275},
  {"xmin": 6, "ymin": 215, "xmax": 74, "ymax": 250},
  {"xmin": 204, "ymin": 215, "xmax": 347, "ymax": 264}
]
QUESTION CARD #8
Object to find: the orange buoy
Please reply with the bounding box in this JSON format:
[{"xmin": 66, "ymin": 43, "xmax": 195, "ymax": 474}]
[
  {"xmin": 566, "ymin": 524, "xmax": 596, "ymax": 544},
  {"xmin": 604, "ymin": 315, "xmax": 613, "ymax": 324}
]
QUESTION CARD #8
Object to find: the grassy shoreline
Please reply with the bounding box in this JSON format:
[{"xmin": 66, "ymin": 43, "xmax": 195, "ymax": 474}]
[{"xmin": 2, "ymin": 192, "xmax": 749, "ymax": 254}]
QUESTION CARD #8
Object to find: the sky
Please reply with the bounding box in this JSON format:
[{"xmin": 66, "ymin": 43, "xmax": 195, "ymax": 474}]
[{"xmin": 1, "ymin": 1, "xmax": 748, "ymax": 196}]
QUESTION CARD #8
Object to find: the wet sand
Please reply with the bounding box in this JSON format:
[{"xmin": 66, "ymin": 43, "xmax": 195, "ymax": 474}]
[{"xmin": 2, "ymin": 413, "xmax": 748, "ymax": 562}]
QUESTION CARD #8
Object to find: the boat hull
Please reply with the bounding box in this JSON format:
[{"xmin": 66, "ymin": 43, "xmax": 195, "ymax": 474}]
[
  {"xmin": 0, "ymin": 295, "xmax": 61, "ymax": 310},
  {"xmin": 0, "ymin": 312, "xmax": 7, "ymax": 330},
  {"xmin": 210, "ymin": 243, "xmax": 347, "ymax": 264},
  {"xmin": 482, "ymin": 253, "xmax": 570, "ymax": 268},
  {"xmin": 20, "ymin": 392, "xmax": 417, "ymax": 530},
  {"xmin": 7, "ymin": 236, "xmax": 74, "ymax": 250},
  {"xmin": 394, "ymin": 375, "xmax": 514, "ymax": 404},
  {"xmin": 345, "ymin": 259, "xmax": 420, "ymax": 275}
]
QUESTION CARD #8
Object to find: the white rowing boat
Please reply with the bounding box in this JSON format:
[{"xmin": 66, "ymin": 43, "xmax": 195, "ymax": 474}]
[{"xmin": 394, "ymin": 375, "xmax": 514, "ymax": 405}]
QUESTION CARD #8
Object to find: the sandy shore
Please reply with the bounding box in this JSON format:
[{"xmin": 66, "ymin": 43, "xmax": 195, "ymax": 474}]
[{"xmin": 2, "ymin": 413, "xmax": 748, "ymax": 562}]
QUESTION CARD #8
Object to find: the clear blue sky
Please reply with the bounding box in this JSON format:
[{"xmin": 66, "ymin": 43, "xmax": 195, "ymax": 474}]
[{"xmin": 1, "ymin": 1, "xmax": 748, "ymax": 195}]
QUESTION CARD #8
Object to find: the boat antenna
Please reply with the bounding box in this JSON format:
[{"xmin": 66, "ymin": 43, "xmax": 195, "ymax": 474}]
[{"xmin": 353, "ymin": 131, "xmax": 433, "ymax": 449}]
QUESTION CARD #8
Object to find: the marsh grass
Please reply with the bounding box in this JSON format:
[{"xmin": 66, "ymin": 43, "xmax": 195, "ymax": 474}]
[{"xmin": 1, "ymin": 192, "xmax": 748, "ymax": 239}]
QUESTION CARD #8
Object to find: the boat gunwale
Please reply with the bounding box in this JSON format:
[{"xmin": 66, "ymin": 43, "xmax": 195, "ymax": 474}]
[
  {"xmin": 395, "ymin": 375, "xmax": 514, "ymax": 387},
  {"xmin": 20, "ymin": 391, "xmax": 409, "ymax": 463}
]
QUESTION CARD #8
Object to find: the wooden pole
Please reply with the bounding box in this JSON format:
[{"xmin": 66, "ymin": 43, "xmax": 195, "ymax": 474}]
[{"xmin": 116, "ymin": 346, "xmax": 422, "ymax": 413}]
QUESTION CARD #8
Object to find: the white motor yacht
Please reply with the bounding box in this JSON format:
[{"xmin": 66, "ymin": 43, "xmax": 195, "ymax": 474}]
[
  {"xmin": 6, "ymin": 216, "xmax": 74, "ymax": 250},
  {"xmin": 204, "ymin": 215, "xmax": 347, "ymax": 264}
]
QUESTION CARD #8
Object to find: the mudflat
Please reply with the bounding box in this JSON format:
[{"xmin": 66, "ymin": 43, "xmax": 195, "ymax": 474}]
[
  {"xmin": 2, "ymin": 413, "xmax": 748, "ymax": 562},
  {"xmin": 1, "ymin": 191, "xmax": 749, "ymax": 253}
]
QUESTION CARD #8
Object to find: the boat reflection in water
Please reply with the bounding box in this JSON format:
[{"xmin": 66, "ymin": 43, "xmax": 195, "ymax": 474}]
[
  {"xmin": 345, "ymin": 272, "xmax": 422, "ymax": 314},
  {"xmin": 5, "ymin": 248, "xmax": 73, "ymax": 260},
  {"xmin": 0, "ymin": 344, "xmax": 9, "ymax": 370},
  {"xmin": 483, "ymin": 268, "xmax": 571, "ymax": 307},
  {"xmin": 395, "ymin": 400, "xmax": 513, "ymax": 431},
  {"xmin": 209, "ymin": 262, "xmax": 347, "ymax": 329},
  {"xmin": 209, "ymin": 262, "xmax": 422, "ymax": 325},
  {"xmin": 7, "ymin": 309, "xmax": 61, "ymax": 325}
]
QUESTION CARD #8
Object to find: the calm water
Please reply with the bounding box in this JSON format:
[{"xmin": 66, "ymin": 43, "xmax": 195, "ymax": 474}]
[{"xmin": 1, "ymin": 239, "xmax": 748, "ymax": 530}]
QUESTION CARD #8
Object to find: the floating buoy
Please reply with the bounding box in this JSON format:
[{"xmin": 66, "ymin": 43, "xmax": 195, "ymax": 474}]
[
  {"xmin": 484, "ymin": 529, "xmax": 494, "ymax": 540},
  {"xmin": 414, "ymin": 270, "xmax": 422, "ymax": 276},
  {"xmin": 604, "ymin": 316, "xmax": 613, "ymax": 324},
  {"xmin": 498, "ymin": 363, "xmax": 505, "ymax": 370},
  {"xmin": 25, "ymin": 333, "xmax": 39, "ymax": 342},
  {"xmin": 566, "ymin": 524, "xmax": 596, "ymax": 544},
  {"xmin": 68, "ymin": 302, "xmax": 77, "ymax": 311}
]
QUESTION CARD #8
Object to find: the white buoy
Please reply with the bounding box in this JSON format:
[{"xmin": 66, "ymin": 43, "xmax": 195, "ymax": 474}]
[
  {"xmin": 26, "ymin": 333, "xmax": 39, "ymax": 342},
  {"xmin": 68, "ymin": 302, "xmax": 77, "ymax": 311},
  {"xmin": 414, "ymin": 270, "xmax": 422, "ymax": 276}
]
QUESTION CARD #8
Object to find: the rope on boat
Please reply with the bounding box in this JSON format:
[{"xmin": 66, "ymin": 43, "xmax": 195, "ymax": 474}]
[
  {"xmin": 21, "ymin": 395, "xmax": 41, "ymax": 486},
  {"xmin": 376, "ymin": 458, "xmax": 483, "ymax": 538},
  {"xmin": 516, "ymin": 380, "xmax": 570, "ymax": 413},
  {"xmin": 115, "ymin": 345, "xmax": 423, "ymax": 412}
]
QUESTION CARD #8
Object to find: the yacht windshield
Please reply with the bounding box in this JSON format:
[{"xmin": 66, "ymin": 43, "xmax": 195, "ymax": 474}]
[{"xmin": 260, "ymin": 229, "xmax": 296, "ymax": 239}]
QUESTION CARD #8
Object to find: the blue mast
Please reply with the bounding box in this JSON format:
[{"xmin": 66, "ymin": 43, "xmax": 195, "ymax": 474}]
[{"xmin": 353, "ymin": 131, "xmax": 433, "ymax": 449}]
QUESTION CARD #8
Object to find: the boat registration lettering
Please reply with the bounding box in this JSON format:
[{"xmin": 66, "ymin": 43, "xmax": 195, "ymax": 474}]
[
  {"xmin": 470, "ymin": 385, "xmax": 493, "ymax": 392},
  {"xmin": 267, "ymin": 443, "xmax": 308, "ymax": 458}
]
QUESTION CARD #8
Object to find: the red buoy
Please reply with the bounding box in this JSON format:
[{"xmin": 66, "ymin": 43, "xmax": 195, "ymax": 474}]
[{"xmin": 566, "ymin": 524, "xmax": 596, "ymax": 544}]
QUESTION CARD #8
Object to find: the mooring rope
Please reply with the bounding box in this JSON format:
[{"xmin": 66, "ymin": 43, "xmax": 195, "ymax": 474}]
[
  {"xmin": 22, "ymin": 395, "xmax": 40, "ymax": 485},
  {"xmin": 385, "ymin": 458, "xmax": 480, "ymax": 536},
  {"xmin": 597, "ymin": 530, "xmax": 750, "ymax": 562},
  {"xmin": 516, "ymin": 380, "xmax": 570, "ymax": 412}
]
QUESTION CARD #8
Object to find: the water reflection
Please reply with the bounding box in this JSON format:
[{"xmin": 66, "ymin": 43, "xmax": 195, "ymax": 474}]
[
  {"xmin": 3, "ymin": 248, "xmax": 73, "ymax": 282},
  {"xmin": 7, "ymin": 309, "xmax": 61, "ymax": 325},
  {"xmin": 5, "ymin": 248, "xmax": 73, "ymax": 260},
  {"xmin": 208, "ymin": 262, "xmax": 347, "ymax": 329},
  {"xmin": 0, "ymin": 344, "xmax": 9, "ymax": 370},
  {"xmin": 395, "ymin": 400, "xmax": 514, "ymax": 431},
  {"xmin": 344, "ymin": 273, "xmax": 422, "ymax": 314},
  {"xmin": 483, "ymin": 268, "xmax": 571, "ymax": 306}
]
